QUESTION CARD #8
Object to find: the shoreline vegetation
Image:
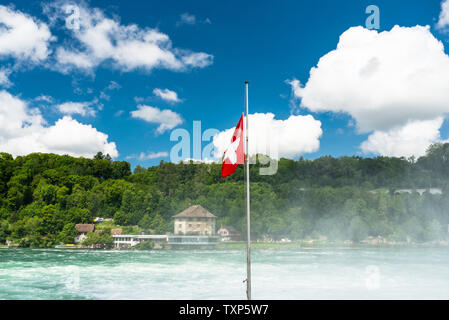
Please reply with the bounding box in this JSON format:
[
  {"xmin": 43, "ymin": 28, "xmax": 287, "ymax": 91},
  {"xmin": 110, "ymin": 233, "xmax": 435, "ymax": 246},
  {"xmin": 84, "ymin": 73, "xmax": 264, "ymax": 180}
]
[
  {"xmin": 1, "ymin": 143, "xmax": 449, "ymax": 249},
  {"xmin": 2, "ymin": 239, "xmax": 449, "ymax": 250},
  {"xmin": 217, "ymin": 239, "xmax": 449, "ymax": 249}
]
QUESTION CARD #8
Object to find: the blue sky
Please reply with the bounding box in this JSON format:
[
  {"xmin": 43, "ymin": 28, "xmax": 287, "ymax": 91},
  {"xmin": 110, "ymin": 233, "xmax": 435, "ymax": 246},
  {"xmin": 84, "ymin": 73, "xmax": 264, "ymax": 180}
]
[{"xmin": 1, "ymin": 0, "xmax": 449, "ymax": 169}]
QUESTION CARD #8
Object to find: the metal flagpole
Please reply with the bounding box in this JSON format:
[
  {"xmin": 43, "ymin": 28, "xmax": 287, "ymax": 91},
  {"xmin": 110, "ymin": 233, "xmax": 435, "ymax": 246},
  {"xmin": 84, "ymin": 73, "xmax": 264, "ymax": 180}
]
[{"xmin": 245, "ymin": 81, "xmax": 251, "ymax": 300}]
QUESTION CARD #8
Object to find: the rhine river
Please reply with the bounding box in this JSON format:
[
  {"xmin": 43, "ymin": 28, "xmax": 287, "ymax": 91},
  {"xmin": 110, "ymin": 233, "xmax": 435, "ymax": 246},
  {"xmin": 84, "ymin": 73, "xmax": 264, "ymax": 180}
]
[{"xmin": 1, "ymin": 247, "xmax": 449, "ymax": 299}]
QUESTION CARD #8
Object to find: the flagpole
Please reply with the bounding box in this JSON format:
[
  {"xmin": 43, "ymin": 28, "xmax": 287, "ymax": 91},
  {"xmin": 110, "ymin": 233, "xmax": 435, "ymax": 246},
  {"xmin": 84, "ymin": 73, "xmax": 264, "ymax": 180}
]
[{"xmin": 245, "ymin": 81, "xmax": 251, "ymax": 300}]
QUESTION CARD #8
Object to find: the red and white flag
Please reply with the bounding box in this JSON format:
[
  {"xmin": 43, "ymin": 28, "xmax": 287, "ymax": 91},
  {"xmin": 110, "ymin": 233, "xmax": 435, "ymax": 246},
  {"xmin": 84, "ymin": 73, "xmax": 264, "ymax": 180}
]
[{"xmin": 221, "ymin": 114, "xmax": 245, "ymax": 178}]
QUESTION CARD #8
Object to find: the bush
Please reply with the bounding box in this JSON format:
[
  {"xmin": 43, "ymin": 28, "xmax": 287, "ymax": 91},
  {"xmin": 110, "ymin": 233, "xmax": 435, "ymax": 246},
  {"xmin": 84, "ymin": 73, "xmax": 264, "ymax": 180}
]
[
  {"xmin": 133, "ymin": 241, "xmax": 155, "ymax": 250},
  {"xmin": 83, "ymin": 232, "xmax": 113, "ymax": 246}
]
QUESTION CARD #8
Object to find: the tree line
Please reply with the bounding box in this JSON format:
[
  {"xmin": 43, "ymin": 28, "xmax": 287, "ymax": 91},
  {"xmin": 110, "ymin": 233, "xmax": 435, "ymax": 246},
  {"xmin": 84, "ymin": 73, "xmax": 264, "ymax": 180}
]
[{"xmin": 1, "ymin": 143, "xmax": 449, "ymax": 247}]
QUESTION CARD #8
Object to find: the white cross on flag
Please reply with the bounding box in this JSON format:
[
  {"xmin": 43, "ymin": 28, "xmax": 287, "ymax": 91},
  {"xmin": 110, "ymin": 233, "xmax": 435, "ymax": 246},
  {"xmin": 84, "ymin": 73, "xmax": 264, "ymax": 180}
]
[{"xmin": 221, "ymin": 114, "xmax": 245, "ymax": 178}]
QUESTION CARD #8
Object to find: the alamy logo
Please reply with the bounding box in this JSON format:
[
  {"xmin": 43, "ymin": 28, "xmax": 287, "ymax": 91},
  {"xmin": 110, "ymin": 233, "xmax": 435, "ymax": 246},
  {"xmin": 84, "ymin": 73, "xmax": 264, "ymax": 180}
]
[
  {"xmin": 169, "ymin": 121, "xmax": 279, "ymax": 175},
  {"xmin": 64, "ymin": 265, "xmax": 80, "ymax": 292},
  {"xmin": 365, "ymin": 265, "xmax": 381, "ymax": 290},
  {"xmin": 64, "ymin": 5, "xmax": 80, "ymax": 30},
  {"xmin": 365, "ymin": 5, "xmax": 380, "ymax": 30}
]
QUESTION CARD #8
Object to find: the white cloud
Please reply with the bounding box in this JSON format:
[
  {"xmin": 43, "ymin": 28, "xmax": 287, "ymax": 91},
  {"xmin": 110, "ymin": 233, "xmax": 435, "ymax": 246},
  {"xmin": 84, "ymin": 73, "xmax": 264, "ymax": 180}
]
[
  {"xmin": 177, "ymin": 13, "xmax": 196, "ymax": 26},
  {"xmin": 105, "ymin": 80, "xmax": 121, "ymax": 90},
  {"xmin": 55, "ymin": 48, "xmax": 96, "ymax": 70},
  {"xmin": 181, "ymin": 52, "xmax": 213, "ymax": 68},
  {"xmin": 0, "ymin": 90, "xmax": 45, "ymax": 140},
  {"xmin": 55, "ymin": 101, "xmax": 96, "ymax": 116},
  {"xmin": 130, "ymin": 105, "xmax": 183, "ymax": 134},
  {"xmin": 291, "ymin": 25, "xmax": 449, "ymax": 157},
  {"xmin": 287, "ymin": 79, "xmax": 302, "ymax": 102},
  {"xmin": 0, "ymin": 69, "xmax": 11, "ymax": 87},
  {"xmin": 153, "ymin": 88, "xmax": 181, "ymax": 103},
  {"xmin": 126, "ymin": 151, "xmax": 168, "ymax": 160},
  {"xmin": 213, "ymin": 113, "xmax": 322, "ymax": 159},
  {"xmin": 437, "ymin": 0, "xmax": 449, "ymax": 30},
  {"xmin": 134, "ymin": 96, "xmax": 145, "ymax": 103},
  {"xmin": 0, "ymin": 5, "xmax": 54, "ymax": 62},
  {"xmin": 292, "ymin": 25, "xmax": 449, "ymax": 133},
  {"xmin": 99, "ymin": 91, "xmax": 110, "ymax": 101},
  {"xmin": 34, "ymin": 95, "xmax": 53, "ymax": 103},
  {"xmin": 0, "ymin": 90, "xmax": 117, "ymax": 158},
  {"xmin": 49, "ymin": 3, "xmax": 213, "ymax": 72},
  {"xmin": 39, "ymin": 116, "xmax": 118, "ymax": 158},
  {"xmin": 360, "ymin": 118, "xmax": 444, "ymax": 158}
]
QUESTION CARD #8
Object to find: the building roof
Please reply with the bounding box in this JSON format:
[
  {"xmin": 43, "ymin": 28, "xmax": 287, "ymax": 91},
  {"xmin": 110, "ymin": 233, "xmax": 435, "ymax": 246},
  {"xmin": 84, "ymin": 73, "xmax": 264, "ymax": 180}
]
[
  {"xmin": 111, "ymin": 228, "xmax": 123, "ymax": 235},
  {"xmin": 75, "ymin": 224, "xmax": 95, "ymax": 233},
  {"xmin": 218, "ymin": 225, "xmax": 239, "ymax": 234},
  {"xmin": 173, "ymin": 205, "xmax": 217, "ymax": 219}
]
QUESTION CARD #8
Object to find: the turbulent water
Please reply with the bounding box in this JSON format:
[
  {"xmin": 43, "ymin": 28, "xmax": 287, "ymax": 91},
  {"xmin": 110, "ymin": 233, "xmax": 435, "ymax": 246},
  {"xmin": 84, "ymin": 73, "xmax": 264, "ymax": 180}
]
[{"xmin": 1, "ymin": 247, "xmax": 449, "ymax": 299}]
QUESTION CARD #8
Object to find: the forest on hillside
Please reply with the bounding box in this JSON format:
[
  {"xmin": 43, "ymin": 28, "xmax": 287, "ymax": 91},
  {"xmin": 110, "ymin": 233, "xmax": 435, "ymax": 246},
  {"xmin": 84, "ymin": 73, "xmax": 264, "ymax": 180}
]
[{"xmin": 1, "ymin": 143, "xmax": 449, "ymax": 247}]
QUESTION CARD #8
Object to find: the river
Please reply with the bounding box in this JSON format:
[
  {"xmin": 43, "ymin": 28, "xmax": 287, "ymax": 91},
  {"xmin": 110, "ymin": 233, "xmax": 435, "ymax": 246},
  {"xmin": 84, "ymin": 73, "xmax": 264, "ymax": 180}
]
[{"xmin": 1, "ymin": 247, "xmax": 449, "ymax": 299}]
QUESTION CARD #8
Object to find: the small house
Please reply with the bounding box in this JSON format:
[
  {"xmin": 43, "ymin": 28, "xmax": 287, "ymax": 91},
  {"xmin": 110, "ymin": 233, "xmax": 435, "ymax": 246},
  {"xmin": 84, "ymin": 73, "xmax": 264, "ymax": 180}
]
[
  {"xmin": 217, "ymin": 225, "xmax": 241, "ymax": 242},
  {"xmin": 74, "ymin": 224, "xmax": 95, "ymax": 243}
]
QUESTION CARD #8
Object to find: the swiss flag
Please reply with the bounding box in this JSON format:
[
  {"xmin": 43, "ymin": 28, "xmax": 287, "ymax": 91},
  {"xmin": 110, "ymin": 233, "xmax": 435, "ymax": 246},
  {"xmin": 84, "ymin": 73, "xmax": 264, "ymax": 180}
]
[{"xmin": 221, "ymin": 114, "xmax": 245, "ymax": 178}]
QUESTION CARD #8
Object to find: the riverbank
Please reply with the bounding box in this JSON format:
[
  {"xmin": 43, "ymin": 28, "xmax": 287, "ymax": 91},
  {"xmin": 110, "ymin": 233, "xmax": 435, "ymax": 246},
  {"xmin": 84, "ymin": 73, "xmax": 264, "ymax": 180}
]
[
  {"xmin": 2, "ymin": 238, "xmax": 449, "ymax": 250},
  {"xmin": 217, "ymin": 240, "xmax": 449, "ymax": 249}
]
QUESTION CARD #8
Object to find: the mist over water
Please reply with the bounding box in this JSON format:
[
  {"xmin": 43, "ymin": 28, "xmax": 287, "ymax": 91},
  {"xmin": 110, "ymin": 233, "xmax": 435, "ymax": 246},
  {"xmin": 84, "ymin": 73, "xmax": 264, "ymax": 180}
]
[{"xmin": 1, "ymin": 248, "xmax": 449, "ymax": 299}]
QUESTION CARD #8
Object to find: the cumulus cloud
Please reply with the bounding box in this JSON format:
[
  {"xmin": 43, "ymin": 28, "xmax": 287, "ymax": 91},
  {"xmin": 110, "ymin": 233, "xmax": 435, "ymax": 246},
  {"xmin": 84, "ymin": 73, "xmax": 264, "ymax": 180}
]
[
  {"xmin": 38, "ymin": 116, "xmax": 118, "ymax": 157},
  {"xmin": 290, "ymin": 25, "xmax": 449, "ymax": 157},
  {"xmin": 0, "ymin": 5, "xmax": 54, "ymax": 62},
  {"xmin": 361, "ymin": 118, "xmax": 444, "ymax": 158},
  {"xmin": 55, "ymin": 101, "xmax": 96, "ymax": 116},
  {"xmin": 130, "ymin": 105, "xmax": 183, "ymax": 134},
  {"xmin": 437, "ymin": 0, "xmax": 449, "ymax": 30},
  {"xmin": 0, "ymin": 90, "xmax": 117, "ymax": 158},
  {"xmin": 47, "ymin": 2, "xmax": 213, "ymax": 73},
  {"xmin": 153, "ymin": 88, "xmax": 181, "ymax": 103},
  {"xmin": 126, "ymin": 151, "xmax": 168, "ymax": 160},
  {"xmin": 55, "ymin": 48, "xmax": 96, "ymax": 70},
  {"xmin": 213, "ymin": 113, "xmax": 322, "ymax": 160}
]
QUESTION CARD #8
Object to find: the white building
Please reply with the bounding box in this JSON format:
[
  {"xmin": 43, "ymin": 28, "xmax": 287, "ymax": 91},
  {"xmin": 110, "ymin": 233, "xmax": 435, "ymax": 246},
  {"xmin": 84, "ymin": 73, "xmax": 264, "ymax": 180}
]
[
  {"xmin": 394, "ymin": 188, "xmax": 443, "ymax": 195},
  {"xmin": 173, "ymin": 205, "xmax": 216, "ymax": 236},
  {"xmin": 113, "ymin": 235, "xmax": 167, "ymax": 249}
]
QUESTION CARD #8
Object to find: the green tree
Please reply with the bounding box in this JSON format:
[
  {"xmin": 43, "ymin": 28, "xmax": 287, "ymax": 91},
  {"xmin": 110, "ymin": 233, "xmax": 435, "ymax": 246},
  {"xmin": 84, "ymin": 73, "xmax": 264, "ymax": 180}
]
[
  {"xmin": 348, "ymin": 216, "xmax": 369, "ymax": 242},
  {"xmin": 113, "ymin": 210, "xmax": 128, "ymax": 226},
  {"xmin": 138, "ymin": 214, "xmax": 152, "ymax": 229},
  {"xmin": 58, "ymin": 223, "xmax": 77, "ymax": 244},
  {"xmin": 83, "ymin": 232, "xmax": 113, "ymax": 246}
]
